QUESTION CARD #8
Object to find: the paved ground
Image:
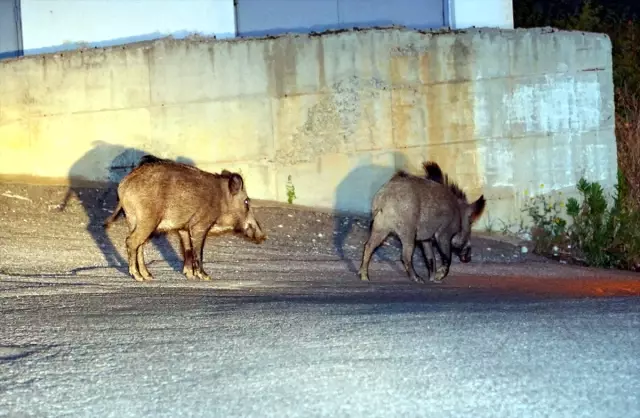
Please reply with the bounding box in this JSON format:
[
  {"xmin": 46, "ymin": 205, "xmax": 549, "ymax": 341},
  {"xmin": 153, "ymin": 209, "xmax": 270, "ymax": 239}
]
[
  {"xmin": 1, "ymin": 183, "xmax": 640, "ymax": 417},
  {"xmin": 1, "ymin": 286, "xmax": 639, "ymax": 418}
]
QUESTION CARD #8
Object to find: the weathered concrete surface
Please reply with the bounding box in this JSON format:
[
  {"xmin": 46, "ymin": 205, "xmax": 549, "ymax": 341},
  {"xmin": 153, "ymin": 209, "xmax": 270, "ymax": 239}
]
[{"xmin": 0, "ymin": 27, "xmax": 615, "ymax": 229}]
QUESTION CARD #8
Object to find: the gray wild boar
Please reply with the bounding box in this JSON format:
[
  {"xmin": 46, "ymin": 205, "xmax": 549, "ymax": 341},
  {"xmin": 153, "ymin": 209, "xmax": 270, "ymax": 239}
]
[
  {"xmin": 420, "ymin": 161, "xmax": 479, "ymax": 272},
  {"xmin": 358, "ymin": 162, "xmax": 485, "ymax": 283},
  {"xmin": 110, "ymin": 159, "xmax": 266, "ymax": 281}
]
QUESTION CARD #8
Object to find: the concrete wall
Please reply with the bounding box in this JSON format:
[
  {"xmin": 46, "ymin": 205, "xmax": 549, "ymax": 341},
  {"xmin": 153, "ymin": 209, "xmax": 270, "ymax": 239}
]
[
  {"xmin": 0, "ymin": 27, "xmax": 616, "ymax": 228},
  {"xmin": 19, "ymin": 0, "xmax": 236, "ymax": 55}
]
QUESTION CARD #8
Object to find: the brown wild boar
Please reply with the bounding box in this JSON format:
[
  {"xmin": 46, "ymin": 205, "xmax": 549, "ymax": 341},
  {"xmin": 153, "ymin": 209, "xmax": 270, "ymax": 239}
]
[
  {"xmin": 109, "ymin": 159, "xmax": 266, "ymax": 281},
  {"xmin": 104, "ymin": 154, "xmax": 236, "ymax": 272},
  {"xmin": 104, "ymin": 154, "xmax": 201, "ymax": 275},
  {"xmin": 359, "ymin": 162, "xmax": 485, "ymax": 283}
]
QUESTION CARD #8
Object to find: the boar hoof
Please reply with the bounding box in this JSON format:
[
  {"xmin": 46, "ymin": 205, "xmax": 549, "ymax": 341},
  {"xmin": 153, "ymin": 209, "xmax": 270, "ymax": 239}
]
[
  {"xmin": 131, "ymin": 273, "xmax": 146, "ymax": 282},
  {"xmin": 359, "ymin": 270, "xmax": 370, "ymax": 281},
  {"xmin": 183, "ymin": 269, "xmax": 196, "ymax": 280},
  {"xmin": 411, "ymin": 275, "xmax": 425, "ymax": 284},
  {"xmin": 195, "ymin": 271, "xmax": 212, "ymax": 281},
  {"xmin": 129, "ymin": 267, "xmax": 146, "ymax": 282},
  {"xmin": 431, "ymin": 268, "xmax": 448, "ymax": 283}
]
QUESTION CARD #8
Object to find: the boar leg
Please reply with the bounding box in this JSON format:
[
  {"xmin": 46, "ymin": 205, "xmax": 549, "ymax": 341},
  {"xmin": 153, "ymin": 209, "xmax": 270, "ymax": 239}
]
[
  {"xmin": 125, "ymin": 240, "xmax": 143, "ymax": 281},
  {"xmin": 420, "ymin": 241, "xmax": 437, "ymax": 282},
  {"xmin": 136, "ymin": 245, "xmax": 153, "ymax": 281},
  {"xmin": 398, "ymin": 233, "xmax": 424, "ymax": 284},
  {"xmin": 125, "ymin": 226, "xmax": 155, "ymax": 282},
  {"xmin": 431, "ymin": 234, "xmax": 452, "ymax": 283},
  {"xmin": 190, "ymin": 226, "xmax": 212, "ymax": 281},
  {"xmin": 178, "ymin": 229, "xmax": 195, "ymax": 279},
  {"xmin": 358, "ymin": 227, "xmax": 390, "ymax": 282}
]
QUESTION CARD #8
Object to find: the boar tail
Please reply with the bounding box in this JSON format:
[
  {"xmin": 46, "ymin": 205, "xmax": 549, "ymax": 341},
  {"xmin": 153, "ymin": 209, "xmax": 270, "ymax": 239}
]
[{"xmin": 103, "ymin": 200, "xmax": 124, "ymax": 229}]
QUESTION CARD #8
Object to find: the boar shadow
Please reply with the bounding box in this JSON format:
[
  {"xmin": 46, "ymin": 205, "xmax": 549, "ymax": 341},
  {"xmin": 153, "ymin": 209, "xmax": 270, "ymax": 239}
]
[
  {"xmin": 58, "ymin": 141, "xmax": 195, "ymax": 275},
  {"xmin": 333, "ymin": 156, "xmax": 410, "ymax": 274}
]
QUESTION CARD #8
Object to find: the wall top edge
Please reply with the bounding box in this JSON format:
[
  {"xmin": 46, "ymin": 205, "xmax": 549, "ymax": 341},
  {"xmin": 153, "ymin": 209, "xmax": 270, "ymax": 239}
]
[{"xmin": 0, "ymin": 25, "xmax": 612, "ymax": 65}]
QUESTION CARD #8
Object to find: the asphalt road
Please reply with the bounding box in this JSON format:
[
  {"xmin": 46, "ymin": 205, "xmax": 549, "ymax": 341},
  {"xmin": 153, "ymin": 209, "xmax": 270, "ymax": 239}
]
[{"xmin": 1, "ymin": 281, "xmax": 639, "ymax": 418}]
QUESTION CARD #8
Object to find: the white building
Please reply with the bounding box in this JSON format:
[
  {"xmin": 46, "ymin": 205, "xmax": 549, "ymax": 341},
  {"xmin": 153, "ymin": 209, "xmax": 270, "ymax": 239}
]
[{"xmin": 1, "ymin": 0, "xmax": 513, "ymax": 59}]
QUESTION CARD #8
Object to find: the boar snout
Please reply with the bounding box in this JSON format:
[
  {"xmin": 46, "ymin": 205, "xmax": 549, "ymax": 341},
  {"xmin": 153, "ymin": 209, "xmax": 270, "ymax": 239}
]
[
  {"xmin": 242, "ymin": 215, "xmax": 267, "ymax": 244},
  {"xmin": 455, "ymin": 244, "xmax": 472, "ymax": 263}
]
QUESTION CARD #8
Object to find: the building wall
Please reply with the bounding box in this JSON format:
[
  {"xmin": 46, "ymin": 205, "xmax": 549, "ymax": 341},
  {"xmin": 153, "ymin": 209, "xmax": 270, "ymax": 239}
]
[
  {"xmin": 0, "ymin": 0, "xmax": 22, "ymax": 58},
  {"xmin": 13, "ymin": 0, "xmax": 513, "ymax": 57},
  {"xmin": 0, "ymin": 28, "xmax": 615, "ymax": 229},
  {"xmin": 235, "ymin": 0, "xmax": 513, "ymax": 37},
  {"xmin": 447, "ymin": 0, "xmax": 514, "ymax": 29},
  {"xmin": 235, "ymin": 0, "xmax": 445, "ymax": 37},
  {"xmin": 18, "ymin": 0, "xmax": 236, "ymax": 55}
]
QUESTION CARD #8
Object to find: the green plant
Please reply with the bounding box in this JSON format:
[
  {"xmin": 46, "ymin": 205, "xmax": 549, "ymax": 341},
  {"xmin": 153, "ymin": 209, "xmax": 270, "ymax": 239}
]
[
  {"xmin": 497, "ymin": 216, "xmax": 529, "ymax": 239},
  {"xmin": 522, "ymin": 185, "xmax": 569, "ymax": 254},
  {"xmin": 565, "ymin": 173, "xmax": 640, "ymax": 270},
  {"xmin": 286, "ymin": 175, "xmax": 296, "ymax": 204},
  {"xmin": 483, "ymin": 212, "xmax": 495, "ymax": 233}
]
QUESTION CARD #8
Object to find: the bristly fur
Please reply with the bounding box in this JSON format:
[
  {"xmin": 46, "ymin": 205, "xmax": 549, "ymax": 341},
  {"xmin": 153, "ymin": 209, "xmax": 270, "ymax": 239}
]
[
  {"xmin": 422, "ymin": 161, "xmax": 444, "ymax": 184},
  {"xmin": 422, "ymin": 161, "xmax": 468, "ymax": 203},
  {"xmin": 136, "ymin": 154, "xmax": 242, "ymax": 181}
]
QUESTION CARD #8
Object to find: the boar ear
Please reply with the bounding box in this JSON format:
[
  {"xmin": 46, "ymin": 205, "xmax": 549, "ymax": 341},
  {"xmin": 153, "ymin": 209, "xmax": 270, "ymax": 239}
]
[
  {"xmin": 228, "ymin": 173, "xmax": 244, "ymax": 195},
  {"xmin": 221, "ymin": 169, "xmax": 232, "ymax": 176},
  {"xmin": 467, "ymin": 195, "xmax": 486, "ymax": 224}
]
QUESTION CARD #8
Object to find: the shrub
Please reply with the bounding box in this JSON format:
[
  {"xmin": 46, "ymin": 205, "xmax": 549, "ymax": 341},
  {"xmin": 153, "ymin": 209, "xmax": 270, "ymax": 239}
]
[
  {"xmin": 524, "ymin": 175, "xmax": 640, "ymax": 271},
  {"xmin": 522, "ymin": 186, "xmax": 569, "ymax": 256},
  {"xmin": 565, "ymin": 174, "xmax": 640, "ymax": 270}
]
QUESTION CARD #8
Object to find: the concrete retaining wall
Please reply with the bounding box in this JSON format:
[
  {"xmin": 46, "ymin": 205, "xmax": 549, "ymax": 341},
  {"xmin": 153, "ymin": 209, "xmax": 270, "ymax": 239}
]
[{"xmin": 0, "ymin": 27, "xmax": 616, "ymax": 229}]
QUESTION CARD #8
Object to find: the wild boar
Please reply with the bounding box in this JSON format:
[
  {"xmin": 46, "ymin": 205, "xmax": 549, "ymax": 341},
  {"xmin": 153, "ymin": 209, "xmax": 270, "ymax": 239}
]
[
  {"xmin": 358, "ymin": 162, "xmax": 485, "ymax": 283},
  {"xmin": 111, "ymin": 160, "xmax": 266, "ymax": 281},
  {"xmin": 104, "ymin": 154, "xmax": 219, "ymax": 275},
  {"xmin": 420, "ymin": 161, "xmax": 478, "ymax": 272},
  {"xmin": 104, "ymin": 154, "xmax": 198, "ymax": 275}
]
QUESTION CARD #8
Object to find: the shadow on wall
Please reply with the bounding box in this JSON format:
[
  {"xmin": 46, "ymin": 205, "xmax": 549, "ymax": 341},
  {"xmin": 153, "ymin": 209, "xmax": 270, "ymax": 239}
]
[
  {"xmin": 57, "ymin": 140, "xmax": 195, "ymax": 275},
  {"xmin": 0, "ymin": 30, "xmax": 235, "ymax": 60},
  {"xmin": 333, "ymin": 152, "xmax": 411, "ymax": 274}
]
